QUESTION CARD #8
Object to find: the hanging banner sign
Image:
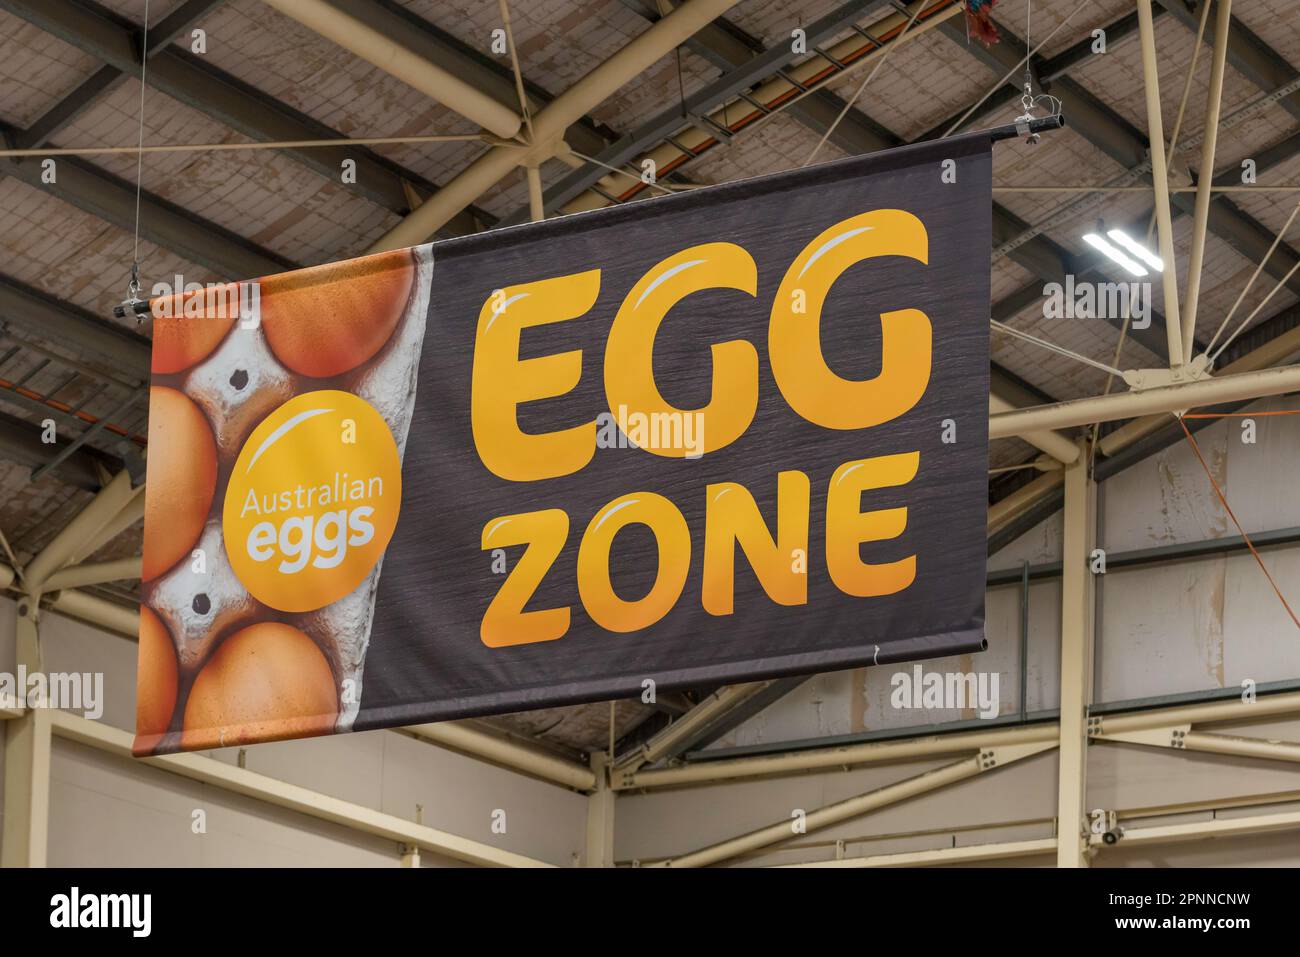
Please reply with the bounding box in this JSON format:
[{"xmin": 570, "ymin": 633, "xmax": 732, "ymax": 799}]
[{"xmin": 135, "ymin": 133, "xmax": 992, "ymax": 755}]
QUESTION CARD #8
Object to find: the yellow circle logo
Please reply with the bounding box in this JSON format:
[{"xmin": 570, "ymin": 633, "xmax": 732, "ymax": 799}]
[{"xmin": 224, "ymin": 390, "xmax": 401, "ymax": 613}]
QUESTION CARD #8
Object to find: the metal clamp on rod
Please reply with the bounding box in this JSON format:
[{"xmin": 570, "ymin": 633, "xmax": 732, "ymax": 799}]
[
  {"xmin": 112, "ymin": 299, "xmax": 153, "ymax": 321},
  {"xmin": 988, "ymin": 113, "xmax": 1066, "ymax": 143}
]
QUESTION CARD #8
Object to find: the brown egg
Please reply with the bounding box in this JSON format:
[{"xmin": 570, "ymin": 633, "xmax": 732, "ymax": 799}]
[
  {"xmin": 150, "ymin": 284, "xmax": 240, "ymax": 374},
  {"xmin": 260, "ymin": 248, "xmax": 414, "ymax": 378},
  {"xmin": 181, "ymin": 622, "xmax": 338, "ymax": 750},
  {"xmin": 135, "ymin": 605, "xmax": 179, "ymax": 749},
  {"xmin": 143, "ymin": 387, "xmax": 217, "ymax": 581}
]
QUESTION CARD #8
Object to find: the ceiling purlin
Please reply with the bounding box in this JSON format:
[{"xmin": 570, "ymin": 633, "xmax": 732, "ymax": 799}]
[{"xmin": 0, "ymin": 0, "xmax": 493, "ymax": 233}]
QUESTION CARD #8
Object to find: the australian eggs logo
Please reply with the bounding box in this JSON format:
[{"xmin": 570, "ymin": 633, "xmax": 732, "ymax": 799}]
[
  {"xmin": 224, "ymin": 391, "xmax": 402, "ymax": 612},
  {"xmin": 135, "ymin": 243, "xmax": 432, "ymax": 756}
]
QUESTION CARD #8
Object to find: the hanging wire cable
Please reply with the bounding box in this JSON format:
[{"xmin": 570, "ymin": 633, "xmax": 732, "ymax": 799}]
[
  {"xmin": 127, "ymin": 0, "xmax": 152, "ymax": 307},
  {"xmin": 1023, "ymin": 0, "xmax": 1031, "ymax": 100},
  {"xmin": 1087, "ymin": 299, "xmax": 1136, "ymax": 468},
  {"xmin": 1089, "ymin": 0, "xmax": 1208, "ymax": 467},
  {"xmin": 1209, "ymin": 254, "xmax": 1300, "ymax": 364},
  {"xmin": 941, "ymin": 0, "xmax": 1084, "ymax": 139},
  {"xmin": 737, "ymin": 0, "xmax": 956, "ymax": 146},
  {"xmin": 0, "ymin": 134, "xmax": 497, "ymax": 159},
  {"xmin": 1176, "ymin": 415, "xmax": 1300, "ymax": 630},
  {"xmin": 1204, "ymin": 200, "xmax": 1300, "ymax": 359},
  {"xmin": 1144, "ymin": 0, "xmax": 1212, "ymax": 245},
  {"xmin": 802, "ymin": 1, "xmax": 923, "ymax": 166},
  {"xmin": 995, "ymin": 77, "xmax": 1299, "ymax": 261},
  {"xmin": 497, "ymin": 0, "xmax": 534, "ymax": 145},
  {"xmin": 991, "ymin": 319, "xmax": 1128, "ymax": 377},
  {"xmin": 566, "ymin": 148, "xmax": 679, "ymax": 196}
]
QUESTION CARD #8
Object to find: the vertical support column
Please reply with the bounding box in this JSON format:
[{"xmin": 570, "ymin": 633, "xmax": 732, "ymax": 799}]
[
  {"xmin": 1056, "ymin": 441, "xmax": 1095, "ymax": 868},
  {"xmin": 1135, "ymin": 0, "xmax": 1185, "ymax": 369},
  {"xmin": 2, "ymin": 598, "xmax": 50, "ymax": 868},
  {"xmin": 1018, "ymin": 560, "xmax": 1029, "ymax": 722},
  {"xmin": 526, "ymin": 165, "xmax": 545, "ymax": 223},
  {"xmin": 584, "ymin": 753, "xmax": 615, "ymax": 867}
]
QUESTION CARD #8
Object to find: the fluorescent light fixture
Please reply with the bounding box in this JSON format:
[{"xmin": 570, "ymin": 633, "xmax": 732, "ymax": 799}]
[
  {"xmin": 1082, "ymin": 232, "xmax": 1148, "ymax": 277},
  {"xmin": 1106, "ymin": 228, "xmax": 1164, "ymax": 271}
]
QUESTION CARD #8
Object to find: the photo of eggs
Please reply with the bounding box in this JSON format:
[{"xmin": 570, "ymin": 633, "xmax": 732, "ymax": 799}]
[{"xmin": 134, "ymin": 243, "xmax": 434, "ymax": 756}]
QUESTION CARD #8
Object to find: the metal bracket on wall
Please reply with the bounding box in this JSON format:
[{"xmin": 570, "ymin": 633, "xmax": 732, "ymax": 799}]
[{"xmin": 1095, "ymin": 724, "xmax": 1192, "ymax": 749}]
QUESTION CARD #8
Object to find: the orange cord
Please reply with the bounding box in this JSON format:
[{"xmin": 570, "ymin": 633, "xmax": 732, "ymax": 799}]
[
  {"xmin": 1176, "ymin": 415, "xmax": 1300, "ymax": 630},
  {"xmin": 614, "ymin": 0, "xmax": 960, "ymax": 203},
  {"xmin": 0, "ymin": 377, "xmax": 147, "ymax": 445}
]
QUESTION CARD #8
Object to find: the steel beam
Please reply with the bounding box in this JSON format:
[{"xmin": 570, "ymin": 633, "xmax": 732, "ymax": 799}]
[
  {"xmin": 47, "ymin": 586, "xmax": 141, "ymax": 636},
  {"xmin": 6, "ymin": 560, "xmax": 606, "ymax": 795},
  {"xmin": 618, "ymin": 722, "xmax": 1057, "ymax": 790},
  {"xmin": 1096, "ymin": 689, "xmax": 1300, "ymax": 735},
  {"xmin": 69, "ymin": 483, "xmax": 144, "ymax": 564},
  {"xmin": 779, "ymin": 837, "xmax": 1058, "ymax": 867},
  {"xmin": 625, "ymin": 687, "xmax": 1300, "ymax": 791},
  {"xmin": 1043, "ymin": 10, "xmax": 1150, "ymax": 81},
  {"xmin": 613, "ymin": 681, "xmax": 779, "ymax": 779},
  {"xmin": 50, "ymin": 709, "xmax": 554, "ymax": 867},
  {"xmin": 23, "ymin": 469, "xmax": 133, "ymax": 591},
  {"xmin": 1136, "ymin": 0, "xmax": 1186, "ymax": 367},
  {"xmin": 403, "ymin": 721, "xmax": 596, "ymax": 791},
  {"xmin": 366, "ymin": 0, "xmax": 611, "ymax": 159},
  {"xmin": 0, "ymin": 273, "xmax": 150, "ymax": 377},
  {"xmin": 1156, "ymin": 0, "xmax": 1300, "ymax": 123},
  {"xmin": 987, "ymin": 295, "xmax": 1300, "ymax": 548},
  {"xmin": 916, "ymin": 8, "xmax": 1159, "ymax": 142},
  {"xmin": 1099, "ymin": 725, "xmax": 1300, "ymax": 763},
  {"xmin": 540, "ymin": 0, "xmax": 1084, "ymax": 311},
  {"xmin": 40, "ymin": 555, "xmax": 140, "ymax": 591},
  {"xmin": 1, "ymin": 600, "xmax": 50, "ymax": 867},
  {"xmin": 15, "ymin": 66, "xmax": 121, "ymax": 152},
  {"xmin": 1095, "ymin": 806, "xmax": 1300, "ymax": 847},
  {"xmin": 259, "ymin": 0, "xmax": 522, "ymax": 139},
  {"xmin": 945, "ymin": 8, "xmax": 1300, "ymax": 308},
  {"xmin": 0, "ymin": 0, "xmax": 488, "ymax": 234},
  {"xmin": 500, "ymin": 0, "xmax": 897, "ymax": 224},
  {"xmin": 591, "ymin": 3, "xmax": 1107, "ymax": 423},
  {"xmin": 663, "ymin": 677, "xmax": 809, "ymax": 757},
  {"xmin": 619, "ymin": 0, "xmax": 905, "ymax": 163},
  {"xmin": 584, "ymin": 4, "xmax": 1158, "ymax": 366},
  {"xmin": 0, "ymin": 143, "xmax": 292, "ymax": 279},
  {"xmin": 13, "ymin": 0, "xmax": 224, "ymax": 151},
  {"xmin": 370, "ymin": 0, "xmax": 746, "ymax": 247},
  {"xmin": 784, "ymin": 806, "xmax": 1300, "ymax": 863},
  {"xmin": 1095, "ymin": 300, "xmax": 1300, "ymax": 470},
  {"xmin": 989, "ymin": 393, "xmax": 1078, "ymax": 462},
  {"xmin": 991, "ymin": 267, "xmax": 1176, "ymax": 361},
  {"xmin": 653, "ymin": 741, "xmax": 1055, "ymax": 867},
  {"xmin": 0, "ymin": 410, "xmax": 121, "ymax": 490},
  {"xmin": 989, "ymin": 363, "xmax": 1300, "ymax": 438},
  {"xmin": 1181, "ymin": 0, "xmax": 1233, "ymax": 359}
]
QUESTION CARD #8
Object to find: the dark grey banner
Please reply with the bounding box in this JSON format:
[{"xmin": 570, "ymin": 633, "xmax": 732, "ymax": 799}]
[{"xmin": 355, "ymin": 133, "xmax": 992, "ymax": 729}]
